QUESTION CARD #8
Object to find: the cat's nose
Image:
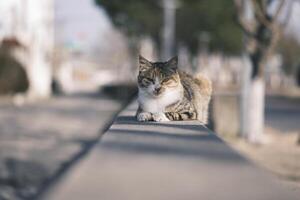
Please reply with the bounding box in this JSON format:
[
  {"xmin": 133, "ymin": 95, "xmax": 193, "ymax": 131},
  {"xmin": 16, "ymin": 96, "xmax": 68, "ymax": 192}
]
[{"xmin": 154, "ymin": 87, "xmax": 161, "ymax": 92}]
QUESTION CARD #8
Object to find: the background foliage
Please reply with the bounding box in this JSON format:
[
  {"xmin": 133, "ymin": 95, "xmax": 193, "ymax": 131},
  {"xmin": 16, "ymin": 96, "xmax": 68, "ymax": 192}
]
[{"xmin": 95, "ymin": 0, "xmax": 243, "ymax": 55}]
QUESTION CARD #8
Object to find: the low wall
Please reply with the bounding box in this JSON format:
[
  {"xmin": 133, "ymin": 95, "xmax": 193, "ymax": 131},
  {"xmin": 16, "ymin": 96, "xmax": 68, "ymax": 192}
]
[{"xmin": 43, "ymin": 101, "xmax": 300, "ymax": 200}]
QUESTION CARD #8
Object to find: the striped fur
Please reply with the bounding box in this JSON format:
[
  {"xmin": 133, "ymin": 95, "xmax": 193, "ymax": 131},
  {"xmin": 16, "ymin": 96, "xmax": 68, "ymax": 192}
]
[{"xmin": 136, "ymin": 55, "xmax": 212, "ymax": 124}]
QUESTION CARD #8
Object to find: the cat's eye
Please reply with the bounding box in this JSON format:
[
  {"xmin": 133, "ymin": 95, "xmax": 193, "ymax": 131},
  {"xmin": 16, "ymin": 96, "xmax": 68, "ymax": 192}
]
[
  {"xmin": 142, "ymin": 78, "xmax": 153, "ymax": 85},
  {"xmin": 162, "ymin": 78, "xmax": 174, "ymax": 84}
]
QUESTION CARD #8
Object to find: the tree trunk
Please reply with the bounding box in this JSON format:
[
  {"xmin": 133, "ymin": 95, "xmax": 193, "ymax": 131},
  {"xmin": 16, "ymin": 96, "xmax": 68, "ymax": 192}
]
[
  {"xmin": 240, "ymin": 56, "xmax": 265, "ymax": 143},
  {"xmin": 161, "ymin": 0, "xmax": 176, "ymax": 60},
  {"xmin": 27, "ymin": 45, "xmax": 52, "ymax": 99},
  {"xmin": 235, "ymin": 0, "xmax": 287, "ymax": 143},
  {"xmin": 26, "ymin": 0, "xmax": 54, "ymax": 99},
  {"xmin": 247, "ymin": 77, "xmax": 265, "ymax": 143},
  {"xmin": 240, "ymin": 55, "xmax": 251, "ymax": 137}
]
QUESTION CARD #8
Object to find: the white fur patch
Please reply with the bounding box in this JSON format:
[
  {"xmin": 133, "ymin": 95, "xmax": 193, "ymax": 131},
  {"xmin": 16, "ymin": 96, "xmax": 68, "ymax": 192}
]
[
  {"xmin": 152, "ymin": 112, "xmax": 170, "ymax": 122},
  {"xmin": 138, "ymin": 86, "xmax": 182, "ymax": 113}
]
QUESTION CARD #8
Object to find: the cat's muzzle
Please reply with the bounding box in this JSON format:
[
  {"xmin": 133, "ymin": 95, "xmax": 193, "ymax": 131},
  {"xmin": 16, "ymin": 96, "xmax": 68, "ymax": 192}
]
[{"xmin": 153, "ymin": 87, "xmax": 163, "ymax": 96}]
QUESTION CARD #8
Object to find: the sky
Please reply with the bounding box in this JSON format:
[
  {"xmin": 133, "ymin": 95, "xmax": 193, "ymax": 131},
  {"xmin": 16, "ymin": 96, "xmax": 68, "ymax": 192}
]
[
  {"xmin": 55, "ymin": 0, "xmax": 112, "ymax": 52},
  {"xmin": 285, "ymin": 1, "xmax": 300, "ymax": 37}
]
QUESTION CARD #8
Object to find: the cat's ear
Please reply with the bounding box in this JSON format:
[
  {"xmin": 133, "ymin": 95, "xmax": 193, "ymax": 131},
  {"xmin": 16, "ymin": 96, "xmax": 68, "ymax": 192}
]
[
  {"xmin": 139, "ymin": 55, "xmax": 152, "ymax": 72},
  {"xmin": 167, "ymin": 56, "xmax": 178, "ymax": 72}
]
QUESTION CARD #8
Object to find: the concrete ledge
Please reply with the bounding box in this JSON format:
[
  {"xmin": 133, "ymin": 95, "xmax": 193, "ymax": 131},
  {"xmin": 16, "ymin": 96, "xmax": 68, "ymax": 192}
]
[{"xmin": 44, "ymin": 101, "xmax": 300, "ymax": 200}]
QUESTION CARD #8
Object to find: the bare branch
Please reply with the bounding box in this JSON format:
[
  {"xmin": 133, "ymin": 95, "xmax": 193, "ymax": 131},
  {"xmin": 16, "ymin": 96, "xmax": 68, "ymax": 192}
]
[
  {"xmin": 272, "ymin": 0, "xmax": 285, "ymax": 21},
  {"xmin": 261, "ymin": 0, "xmax": 268, "ymax": 12},
  {"xmin": 252, "ymin": 0, "xmax": 273, "ymax": 28},
  {"xmin": 233, "ymin": 0, "xmax": 255, "ymax": 36},
  {"xmin": 234, "ymin": 0, "xmax": 243, "ymax": 9},
  {"xmin": 235, "ymin": 19, "xmax": 256, "ymax": 37},
  {"xmin": 281, "ymin": 0, "xmax": 294, "ymax": 28}
]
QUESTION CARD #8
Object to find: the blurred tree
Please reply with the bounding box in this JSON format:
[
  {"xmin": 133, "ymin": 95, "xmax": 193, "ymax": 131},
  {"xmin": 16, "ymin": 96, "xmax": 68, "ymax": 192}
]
[
  {"xmin": 278, "ymin": 35, "xmax": 300, "ymax": 76},
  {"xmin": 0, "ymin": 40, "xmax": 29, "ymax": 94},
  {"xmin": 95, "ymin": 0, "xmax": 243, "ymax": 57},
  {"xmin": 95, "ymin": 0, "xmax": 162, "ymax": 45},
  {"xmin": 234, "ymin": 0, "xmax": 293, "ymax": 143},
  {"xmin": 162, "ymin": 0, "xmax": 176, "ymax": 60},
  {"xmin": 177, "ymin": 0, "xmax": 242, "ymax": 55}
]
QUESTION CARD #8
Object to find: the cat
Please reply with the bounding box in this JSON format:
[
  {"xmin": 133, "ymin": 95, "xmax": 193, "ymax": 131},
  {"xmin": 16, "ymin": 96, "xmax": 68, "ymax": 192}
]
[{"xmin": 136, "ymin": 55, "xmax": 212, "ymax": 124}]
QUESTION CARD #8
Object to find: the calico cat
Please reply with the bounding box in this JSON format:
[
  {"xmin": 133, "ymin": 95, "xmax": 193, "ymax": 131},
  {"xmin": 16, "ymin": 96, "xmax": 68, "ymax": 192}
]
[{"xmin": 136, "ymin": 55, "xmax": 212, "ymax": 124}]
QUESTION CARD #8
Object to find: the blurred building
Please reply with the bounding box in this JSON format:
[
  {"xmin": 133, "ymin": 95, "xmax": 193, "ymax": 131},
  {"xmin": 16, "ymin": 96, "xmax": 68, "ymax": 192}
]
[
  {"xmin": 197, "ymin": 53, "xmax": 285, "ymax": 91},
  {"xmin": 0, "ymin": 0, "xmax": 134, "ymax": 97},
  {"xmin": 0, "ymin": 0, "xmax": 54, "ymax": 99},
  {"xmin": 54, "ymin": 0, "xmax": 133, "ymax": 94}
]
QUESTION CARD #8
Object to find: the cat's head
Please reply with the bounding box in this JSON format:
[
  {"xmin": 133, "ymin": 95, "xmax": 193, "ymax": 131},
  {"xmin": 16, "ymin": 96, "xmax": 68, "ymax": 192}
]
[{"xmin": 137, "ymin": 55, "xmax": 181, "ymax": 97}]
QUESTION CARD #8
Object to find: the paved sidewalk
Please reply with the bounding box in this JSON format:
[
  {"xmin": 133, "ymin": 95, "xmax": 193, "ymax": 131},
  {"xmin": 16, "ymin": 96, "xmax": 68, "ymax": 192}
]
[
  {"xmin": 42, "ymin": 101, "xmax": 300, "ymax": 200},
  {"xmin": 0, "ymin": 94, "xmax": 122, "ymax": 200}
]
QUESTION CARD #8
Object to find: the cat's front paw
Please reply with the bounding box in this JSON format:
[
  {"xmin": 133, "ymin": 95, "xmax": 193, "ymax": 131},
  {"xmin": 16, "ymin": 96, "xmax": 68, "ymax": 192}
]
[
  {"xmin": 152, "ymin": 113, "xmax": 170, "ymax": 122},
  {"xmin": 137, "ymin": 112, "xmax": 152, "ymax": 122}
]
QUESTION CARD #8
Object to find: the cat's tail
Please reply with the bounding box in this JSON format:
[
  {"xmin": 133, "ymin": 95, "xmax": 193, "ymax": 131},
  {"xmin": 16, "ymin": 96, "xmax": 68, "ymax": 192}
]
[{"xmin": 194, "ymin": 73, "xmax": 212, "ymax": 97}]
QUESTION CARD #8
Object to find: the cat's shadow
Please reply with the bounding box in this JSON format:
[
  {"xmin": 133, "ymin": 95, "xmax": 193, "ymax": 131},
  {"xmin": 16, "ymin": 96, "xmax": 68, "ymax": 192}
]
[{"xmin": 115, "ymin": 115, "xmax": 208, "ymax": 132}]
